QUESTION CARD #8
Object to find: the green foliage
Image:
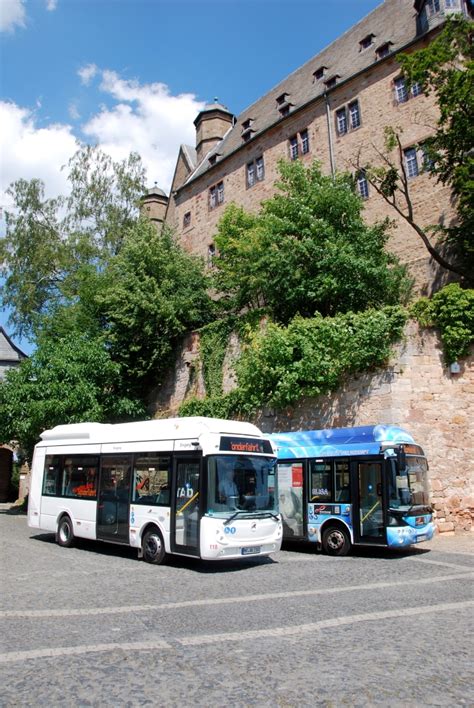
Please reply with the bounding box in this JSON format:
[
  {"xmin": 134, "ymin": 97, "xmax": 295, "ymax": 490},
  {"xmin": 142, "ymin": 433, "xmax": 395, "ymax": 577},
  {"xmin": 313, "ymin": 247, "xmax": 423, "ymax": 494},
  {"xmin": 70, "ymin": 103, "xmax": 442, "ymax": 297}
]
[
  {"xmin": 96, "ymin": 222, "xmax": 213, "ymax": 397},
  {"xmin": 0, "ymin": 145, "xmax": 146, "ymax": 338},
  {"xmin": 213, "ymin": 160, "xmax": 410, "ymax": 323},
  {"xmin": 234, "ymin": 307, "xmax": 407, "ymax": 413},
  {"xmin": 411, "ymin": 284, "xmax": 474, "ymax": 363},
  {"xmin": 399, "ymin": 17, "xmax": 474, "ymax": 274},
  {"xmin": 179, "ymin": 307, "xmax": 407, "ymax": 418},
  {"xmin": 198, "ymin": 319, "xmax": 235, "ymax": 398},
  {"xmin": 0, "ymin": 333, "xmax": 145, "ymax": 461}
]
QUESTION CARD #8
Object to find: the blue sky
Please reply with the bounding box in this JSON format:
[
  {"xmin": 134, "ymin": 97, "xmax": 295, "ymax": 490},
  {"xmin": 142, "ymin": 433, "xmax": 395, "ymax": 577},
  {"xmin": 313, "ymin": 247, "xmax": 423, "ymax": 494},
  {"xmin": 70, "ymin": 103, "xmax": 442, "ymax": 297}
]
[{"xmin": 1, "ymin": 0, "xmax": 382, "ymax": 352}]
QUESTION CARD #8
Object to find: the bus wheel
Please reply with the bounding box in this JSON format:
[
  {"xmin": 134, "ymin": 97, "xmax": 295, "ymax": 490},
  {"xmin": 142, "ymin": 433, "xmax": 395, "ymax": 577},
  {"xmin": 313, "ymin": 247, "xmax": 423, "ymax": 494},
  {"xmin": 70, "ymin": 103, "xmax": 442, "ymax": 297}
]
[
  {"xmin": 322, "ymin": 525, "xmax": 350, "ymax": 556},
  {"xmin": 56, "ymin": 515, "xmax": 74, "ymax": 548},
  {"xmin": 142, "ymin": 528, "xmax": 166, "ymax": 565}
]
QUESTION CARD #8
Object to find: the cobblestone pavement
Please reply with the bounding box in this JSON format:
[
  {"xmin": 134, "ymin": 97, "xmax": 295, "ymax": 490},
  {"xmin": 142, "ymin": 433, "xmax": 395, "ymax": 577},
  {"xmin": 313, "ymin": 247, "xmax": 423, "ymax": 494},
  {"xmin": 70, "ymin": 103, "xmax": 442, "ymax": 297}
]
[{"xmin": 0, "ymin": 510, "xmax": 472, "ymax": 707}]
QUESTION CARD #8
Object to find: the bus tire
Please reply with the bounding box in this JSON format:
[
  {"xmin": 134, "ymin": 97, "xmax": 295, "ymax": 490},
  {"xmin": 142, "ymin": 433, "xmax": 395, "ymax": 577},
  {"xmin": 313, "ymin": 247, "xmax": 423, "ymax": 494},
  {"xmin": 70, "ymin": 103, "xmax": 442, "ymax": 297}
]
[
  {"xmin": 142, "ymin": 527, "xmax": 166, "ymax": 565},
  {"xmin": 56, "ymin": 515, "xmax": 74, "ymax": 548},
  {"xmin": 322, "ymin": 525, "xmax": 351, "ymax": 556}
]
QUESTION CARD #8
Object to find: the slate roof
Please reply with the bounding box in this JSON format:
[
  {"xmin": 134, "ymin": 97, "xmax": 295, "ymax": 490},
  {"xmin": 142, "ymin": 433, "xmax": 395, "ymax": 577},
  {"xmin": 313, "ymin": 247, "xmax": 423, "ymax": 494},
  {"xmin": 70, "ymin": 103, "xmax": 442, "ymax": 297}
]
[{"xmin": 180, "ymin": 0, "xmax": 444, "ymax": 188}]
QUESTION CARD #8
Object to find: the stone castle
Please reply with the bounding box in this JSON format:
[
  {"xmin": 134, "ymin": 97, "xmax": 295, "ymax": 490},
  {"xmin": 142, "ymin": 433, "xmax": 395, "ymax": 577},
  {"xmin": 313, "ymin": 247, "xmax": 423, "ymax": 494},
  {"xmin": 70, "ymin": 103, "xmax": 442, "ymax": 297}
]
[
  {"xmin": 142, "ymin": 0, "xmax": 473, "ymax": 534},
  {"xmin": 142, "ymin": 0, "xmax": 471, "ymax": 294}
]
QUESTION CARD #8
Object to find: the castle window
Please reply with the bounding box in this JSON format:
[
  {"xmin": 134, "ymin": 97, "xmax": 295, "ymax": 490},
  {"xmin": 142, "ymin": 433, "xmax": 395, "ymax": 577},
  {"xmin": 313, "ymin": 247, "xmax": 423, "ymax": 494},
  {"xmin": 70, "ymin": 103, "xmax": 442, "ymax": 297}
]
[
  {"xmin": 246, "ymin": 156, "xmax": 265, "ymax": 188},
  {"xmin": 394, "ymin": 77, "xmax": 408, "ymax": 103},
  {"xmin": 289, "ymin": 131, "xmax": 310, "ymax": 160},
  {"xmin": 209, "ymin": 181, "xmax": 224, "ymax": 209},
  {"xmin": 209, "ymin": 154, "xmax": 218, "ymax": 166},
  {"xmin": 276, "ymin": 93, "xmax": 289, "ymax": 106},
  {"xmin": 336, "ymin": 99, "xmax": 362, "ymax": 136},
  {"xmin": 349, "ymin": 101, "xmax": 361, "ymax": 129},
  {"xmin": 426, "ymin": 0, "xmax": 440, "ymax": 14},
  {"xmin": 183, "ymin": 211, "xmax": 191, "ymax": 228},
  {"xmin": 404, "ymin": 147, "xmax": 419, "ymax": 178},
  {"xmin": 314, "ymin": 66, "xmax": 327, "ymax": 81},
  {"xmin": 359, "ymin": 34, "xmax": 375, "ymax": 51},
  {"xmin": 356, "ymin": 171, "xmax": 369, "ymax": 199},
  {"xmin": 301, "ymin": 129, "xmax": 310, "ymax": 155},
  {"xmin": 395, "ymin": 77, "xmax": 423, "ymax": 103},
  {"xmin": 336, "ymin": 107, "xmax": 348, "ymax": 135},
  {"xmin": 290, "ymin": 135, "xmax": 299, "ymax": 160}
]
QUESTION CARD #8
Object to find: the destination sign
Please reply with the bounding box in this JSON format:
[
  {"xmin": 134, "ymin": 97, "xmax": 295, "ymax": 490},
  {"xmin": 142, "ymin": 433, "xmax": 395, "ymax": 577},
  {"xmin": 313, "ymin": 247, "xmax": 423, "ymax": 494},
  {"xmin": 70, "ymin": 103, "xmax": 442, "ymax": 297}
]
[{"xmin": 219, "ymin": 436, "xmax": 273, "ymax": 454}]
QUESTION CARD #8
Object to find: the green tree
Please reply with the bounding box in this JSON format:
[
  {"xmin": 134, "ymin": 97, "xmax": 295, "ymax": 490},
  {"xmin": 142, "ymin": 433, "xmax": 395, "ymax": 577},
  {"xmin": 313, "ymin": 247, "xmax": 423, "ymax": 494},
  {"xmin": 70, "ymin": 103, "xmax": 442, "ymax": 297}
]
[
  {"xmin": 213, "ymin": 160, "xmax": 410, "ymax": 323},
  {"xmin": 97, "ymin": 221, "xmax": 214, "ymax": 396},
  {"xmin": 0, "ymin": 333, "xmax": 145, "ymax": 461},
  {"xmin": 0, "ymin": 145, "xmax": 146, "ymax": 338},
  {"xmin": 363, "ymin": 17, "xmax": 474, "ymax": 281}
]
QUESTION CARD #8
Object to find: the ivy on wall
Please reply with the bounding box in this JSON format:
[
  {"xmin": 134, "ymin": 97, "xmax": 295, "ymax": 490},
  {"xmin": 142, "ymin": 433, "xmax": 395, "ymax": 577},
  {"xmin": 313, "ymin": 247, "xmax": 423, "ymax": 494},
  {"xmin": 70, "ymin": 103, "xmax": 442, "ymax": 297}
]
[{"xmin": 179, "ymin": 306, "xmax": 407, "ymax": 418}]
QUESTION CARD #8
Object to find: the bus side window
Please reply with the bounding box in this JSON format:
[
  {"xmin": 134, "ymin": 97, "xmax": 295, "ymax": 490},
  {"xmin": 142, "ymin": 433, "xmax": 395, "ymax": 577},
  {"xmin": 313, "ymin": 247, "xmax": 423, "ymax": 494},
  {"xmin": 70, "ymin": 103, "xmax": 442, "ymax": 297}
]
[
  {"xmin": 133, "ymin": 454, "xmax": 171, "ymax": 506},
  {"xmin": 335, "ymin": 460, "xmax": 350, "ymax": 502},
  {"xmin": 310, "ymin": 460, "xmax": 332, "ymax": 502}
]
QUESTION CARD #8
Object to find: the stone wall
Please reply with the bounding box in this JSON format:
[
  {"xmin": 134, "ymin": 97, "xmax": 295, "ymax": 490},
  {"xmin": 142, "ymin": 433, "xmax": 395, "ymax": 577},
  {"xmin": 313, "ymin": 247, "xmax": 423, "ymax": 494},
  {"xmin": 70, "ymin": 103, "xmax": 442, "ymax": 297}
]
[{"xmin": 152, "ymin": 321, "xmax": 473, "ymax": 534}]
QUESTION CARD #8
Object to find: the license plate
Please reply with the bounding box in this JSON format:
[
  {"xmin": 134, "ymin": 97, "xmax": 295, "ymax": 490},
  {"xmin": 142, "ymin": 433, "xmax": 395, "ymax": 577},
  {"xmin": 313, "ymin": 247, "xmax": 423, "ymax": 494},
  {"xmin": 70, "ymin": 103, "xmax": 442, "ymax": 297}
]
[
  {"xmin": 416, "ymin": 534, "xmax": 427, "ymax": 543},
  {"xmin": 241, "ymin": 546, "xmax": 261, "ymax": 555}
]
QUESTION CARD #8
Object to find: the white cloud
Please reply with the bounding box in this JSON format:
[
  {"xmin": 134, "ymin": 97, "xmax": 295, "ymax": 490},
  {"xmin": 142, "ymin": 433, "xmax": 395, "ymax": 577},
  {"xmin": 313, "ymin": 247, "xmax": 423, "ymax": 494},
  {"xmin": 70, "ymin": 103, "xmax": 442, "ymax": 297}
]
[
  {"xmin": 46, "ymin": 0, "xmax": 57, "ymax": 10},
  {"xmin": 83, "ymin": 70, "xmax": 204, "ymax": 192},
  {"xmin": 78, "ymin": 63, "xmax": 98, "ymax": 86},
  {"xmin": 0, "ymin": 101, "xmax": 77, "ymax": 210},
  {"xmin": 0, "ymin": 0, "xmax": 26, "ymax": 32},
  {"xmin": 0, "ymin": 69, "xmax": 204, "ymax": 218}
]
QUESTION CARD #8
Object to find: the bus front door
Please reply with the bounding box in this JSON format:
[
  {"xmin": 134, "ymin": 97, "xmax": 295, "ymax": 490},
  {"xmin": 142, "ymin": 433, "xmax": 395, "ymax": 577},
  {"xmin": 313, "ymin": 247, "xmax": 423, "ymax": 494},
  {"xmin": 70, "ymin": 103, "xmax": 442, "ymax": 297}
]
[
  {"xmin": 171, "ymin": 456, "xmax": 201, "ymax": 556},
  {"xmin": 353, "ymin": 460, "xmax": 386, "ymax": 545},
  {"xmin": 97, "ymin": 455, "xmax": 132, "ymax": 543}
]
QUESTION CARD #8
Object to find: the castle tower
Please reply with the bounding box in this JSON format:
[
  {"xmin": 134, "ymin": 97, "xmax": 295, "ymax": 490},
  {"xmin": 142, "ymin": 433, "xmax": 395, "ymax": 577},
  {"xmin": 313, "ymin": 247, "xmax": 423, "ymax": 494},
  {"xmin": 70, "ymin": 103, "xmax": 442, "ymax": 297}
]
[
  {"xmin": 194, "ymin": 100, "xmax": 234, "ymax": 164},
  {"xmin": 140, "ymin": 184, "xmax": 169, "ymax": 227}
]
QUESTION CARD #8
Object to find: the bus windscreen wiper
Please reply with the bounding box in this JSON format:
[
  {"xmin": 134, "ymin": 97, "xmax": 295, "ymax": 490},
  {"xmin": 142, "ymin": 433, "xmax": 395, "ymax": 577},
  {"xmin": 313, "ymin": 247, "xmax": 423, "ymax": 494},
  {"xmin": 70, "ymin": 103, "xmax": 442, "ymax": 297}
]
[{"xmin": 223, "ymin": 510, "xmax": 279, "ymax": 525}]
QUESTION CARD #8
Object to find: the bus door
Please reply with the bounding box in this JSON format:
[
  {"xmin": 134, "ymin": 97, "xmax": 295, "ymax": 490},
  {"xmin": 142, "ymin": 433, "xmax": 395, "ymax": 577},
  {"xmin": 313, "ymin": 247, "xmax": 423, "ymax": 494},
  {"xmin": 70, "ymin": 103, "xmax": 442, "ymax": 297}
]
[
  {"xmin": 171, "ymin": 456, "xmax": 201, "ymax": 556},
  {"xmin": 97, "ymin": 455, "xmax": 133, "ymax": 543},
  {"xmin": 352, "ymin": 459, "xmax": 386, "ymax": 544}
]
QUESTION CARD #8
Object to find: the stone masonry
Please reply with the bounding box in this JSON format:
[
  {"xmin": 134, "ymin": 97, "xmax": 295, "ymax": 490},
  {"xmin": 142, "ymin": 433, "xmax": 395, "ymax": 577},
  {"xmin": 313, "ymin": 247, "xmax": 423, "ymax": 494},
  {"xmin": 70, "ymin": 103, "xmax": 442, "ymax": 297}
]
[{"xmin": 152, "ymin": 321, "xmax": 474, "ymax": 534}]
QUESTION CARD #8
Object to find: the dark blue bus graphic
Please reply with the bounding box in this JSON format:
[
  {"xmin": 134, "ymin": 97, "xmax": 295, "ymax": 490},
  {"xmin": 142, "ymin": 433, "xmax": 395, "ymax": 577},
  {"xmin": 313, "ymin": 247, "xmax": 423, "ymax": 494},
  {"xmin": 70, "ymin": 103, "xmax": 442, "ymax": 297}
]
[{"xmin": 270, "ymin": 425, "xmax": 435, "ymax": 555}]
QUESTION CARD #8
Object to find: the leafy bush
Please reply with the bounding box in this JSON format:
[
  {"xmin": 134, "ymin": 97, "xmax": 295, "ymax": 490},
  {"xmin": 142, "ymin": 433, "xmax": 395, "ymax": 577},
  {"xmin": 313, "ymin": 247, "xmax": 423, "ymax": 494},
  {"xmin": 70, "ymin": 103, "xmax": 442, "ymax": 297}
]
[
  {"xmin": 179, "ymin": 307, "xmax": 407, "ymax": 417},
  {"xmin": 411, "ymin": 284, "xmax": 474, "ymax": 363}
]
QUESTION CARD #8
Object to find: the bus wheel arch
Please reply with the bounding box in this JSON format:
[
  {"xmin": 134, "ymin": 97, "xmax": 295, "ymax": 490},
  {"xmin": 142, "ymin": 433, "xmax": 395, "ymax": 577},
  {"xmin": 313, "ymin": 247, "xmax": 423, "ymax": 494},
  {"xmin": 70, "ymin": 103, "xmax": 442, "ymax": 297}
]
[
  {"xmin": 321, "ymin": 521, "xmax": 351, "ymax": 556},
  {"xmin": 56, "ymin": 513, "xmax": 75, "ymax": 548},
  {"xmin": 140, "ymin": 524, "xmax": 166, "ymax": 565}
]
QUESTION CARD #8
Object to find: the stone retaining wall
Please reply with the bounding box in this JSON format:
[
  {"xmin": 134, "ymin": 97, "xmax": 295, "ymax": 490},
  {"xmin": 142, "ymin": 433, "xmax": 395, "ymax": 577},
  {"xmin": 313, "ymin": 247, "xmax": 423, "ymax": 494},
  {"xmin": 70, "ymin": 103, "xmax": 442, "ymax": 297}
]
[{"xmin": 152, "ymin": 321, "xmax": 473, "ymax": 534}]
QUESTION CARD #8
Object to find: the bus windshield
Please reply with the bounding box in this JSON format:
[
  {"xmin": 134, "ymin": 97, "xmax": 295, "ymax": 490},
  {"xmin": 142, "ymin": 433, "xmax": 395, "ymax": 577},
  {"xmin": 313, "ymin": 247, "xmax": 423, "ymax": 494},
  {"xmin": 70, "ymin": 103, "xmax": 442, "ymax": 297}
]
[
  {"xmin": 207, "ymin": 455, "xmax": 277, "ymax": 516},
  {"xmin": 388, "ymin": 456, "xmax": 430, "ymax": 510}
]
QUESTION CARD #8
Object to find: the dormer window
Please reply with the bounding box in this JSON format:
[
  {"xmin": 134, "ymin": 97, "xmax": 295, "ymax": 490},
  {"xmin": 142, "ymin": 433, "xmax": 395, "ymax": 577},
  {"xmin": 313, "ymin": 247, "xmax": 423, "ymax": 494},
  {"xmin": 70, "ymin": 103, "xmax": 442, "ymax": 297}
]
[
  {"xmin": 276, "ymin": 93, "xmax": 289, "ymax": 106},
  {"xmin": 276, "ymin": 93, "xmax": 293, "ymax": 117},
  {"xmin": 313, "ymin": 66, "xmax": 327, "ymax": 81},
  {"xmin": 241, "ymin": 118, "xmax": 255, "ymax": 143},
  {"xmin": 324, "ymin": 75, "xmax": 340, "ymax": 90},
  {"xmin": 360, "ymin": 33, "xmax": 375, "ymax": 50},
  {"xmin": 376, "ymin": 42, "xmax": 393, "ymax": 59}
]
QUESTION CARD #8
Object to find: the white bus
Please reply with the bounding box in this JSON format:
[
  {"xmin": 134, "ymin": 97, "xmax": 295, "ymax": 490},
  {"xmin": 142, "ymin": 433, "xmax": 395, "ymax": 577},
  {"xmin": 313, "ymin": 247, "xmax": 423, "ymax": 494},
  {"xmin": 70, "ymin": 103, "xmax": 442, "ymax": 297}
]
[{"xmin": 28, "ymin": 417, "xmax": 282, "ymax": 564}]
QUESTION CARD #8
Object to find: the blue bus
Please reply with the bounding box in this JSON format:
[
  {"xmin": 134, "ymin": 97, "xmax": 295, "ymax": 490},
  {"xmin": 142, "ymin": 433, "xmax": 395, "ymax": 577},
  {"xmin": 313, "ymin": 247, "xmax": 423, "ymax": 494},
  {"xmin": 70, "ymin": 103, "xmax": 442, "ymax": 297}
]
[{"xmin": 270, "ymin": 425, "xmax": 435, "ymax": 555}]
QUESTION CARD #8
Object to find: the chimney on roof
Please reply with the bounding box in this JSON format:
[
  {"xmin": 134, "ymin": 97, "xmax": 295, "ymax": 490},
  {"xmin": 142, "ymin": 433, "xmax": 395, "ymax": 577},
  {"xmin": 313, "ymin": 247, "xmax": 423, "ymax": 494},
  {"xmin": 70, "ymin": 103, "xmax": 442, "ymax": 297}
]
[{"xmin": 194, "ymin": 99, "xmax": 234, "ymax": 165}]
